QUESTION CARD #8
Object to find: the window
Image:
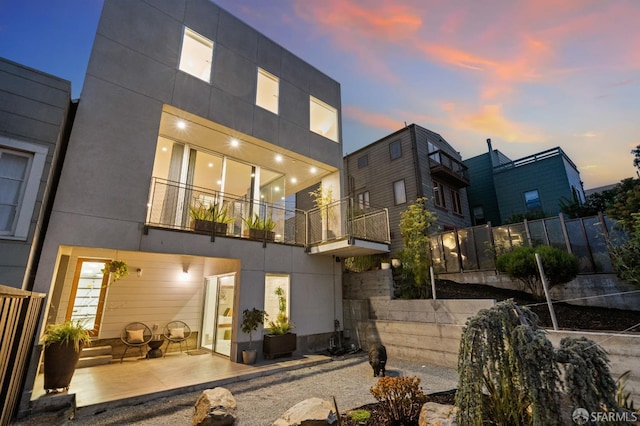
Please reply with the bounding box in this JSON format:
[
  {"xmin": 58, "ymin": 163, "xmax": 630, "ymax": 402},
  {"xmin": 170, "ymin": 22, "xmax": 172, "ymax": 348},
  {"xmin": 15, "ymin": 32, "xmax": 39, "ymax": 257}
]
[
  {"xmin": 389, "ymin": 140, "xmax": 402, "ymax": 160},
  {"xmin": 428, "ymin": 140, "xmax": 440, "ymax": 163},
  {"xmin": 433, "ymin": 181, "xmax": 446, "ymax": 208},
  {"xmin": 0, "ymin": 138, "xmax": 48, "ymax": 240},
  {"xmin": 265, "ymin": 274, "xmax": 290, "ymax": 329},
  {"xmin": 256, "ymin": 68, "xmax": 279, "ymax": 114},
  {"xmin": 393, "ymin": 180, "xmax": 406, "ymax": 205},
  {"xmin": 357, "ymin": 155, "xmax": 368, "ymax": 169},
  {"xmin": 310, "ymin": 96, "xmax": 338, "ymax": 142},
  {"xmin": 357, "ymin": 191, "xmax": 370, "ymax": 210},
  {"xmin": 473, "ymin": 206, "xmax": 485, "ymax": 225},
  {"xmin": 524, "ymin": 189, "xmax": 542, "ymax": 212},
  {"xmin": 451, "ymin": 189, "xmax": 463, "ymax": 215},
  {"xmin": 179, "ymin": 27, "xmax": 214, "ymax": 82}
]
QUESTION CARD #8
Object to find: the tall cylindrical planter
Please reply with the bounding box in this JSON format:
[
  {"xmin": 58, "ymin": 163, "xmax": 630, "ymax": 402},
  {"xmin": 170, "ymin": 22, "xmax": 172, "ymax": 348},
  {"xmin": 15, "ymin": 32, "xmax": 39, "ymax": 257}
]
[{"xmin": 44, "ymin": 341, "xmax": 84, "ymax": 392}]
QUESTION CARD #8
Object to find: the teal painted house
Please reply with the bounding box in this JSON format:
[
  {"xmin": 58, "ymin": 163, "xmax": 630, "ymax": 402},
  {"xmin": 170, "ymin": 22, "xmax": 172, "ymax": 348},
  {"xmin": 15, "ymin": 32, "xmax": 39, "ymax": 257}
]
[{"xmin": 464, "ymin": 139, "xmax": 585, "ymax": 225}]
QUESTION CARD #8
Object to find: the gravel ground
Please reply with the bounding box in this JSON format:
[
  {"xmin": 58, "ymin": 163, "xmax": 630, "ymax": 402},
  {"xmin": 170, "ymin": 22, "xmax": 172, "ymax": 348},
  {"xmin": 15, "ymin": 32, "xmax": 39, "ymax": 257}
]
[{"xmin": 13, "ymin": 354, "xmax": 458, "ymax": 426}]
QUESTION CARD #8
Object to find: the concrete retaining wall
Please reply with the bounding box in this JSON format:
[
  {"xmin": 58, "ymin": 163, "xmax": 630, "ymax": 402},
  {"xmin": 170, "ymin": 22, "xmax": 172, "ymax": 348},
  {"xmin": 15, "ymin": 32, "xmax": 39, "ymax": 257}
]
[
  {"xmin": 343, "ymin": 269, "xmax": 394, "ymax": 300},
  {"xmin": 440, "ymin": 271, "xmax": 640, "ymax": 311}
]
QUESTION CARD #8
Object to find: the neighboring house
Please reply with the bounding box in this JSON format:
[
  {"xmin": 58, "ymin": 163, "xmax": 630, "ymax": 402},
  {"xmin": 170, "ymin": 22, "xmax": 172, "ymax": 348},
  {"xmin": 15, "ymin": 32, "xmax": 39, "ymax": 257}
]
[
  {"xmin": 0, "ymin": 58, "xmax": 74, "ymax": 289},
  {"xmin": 464, "ymin": 139, "xmax": 585, "ymax": 226},
  {"xmin": 344, "ymin": 123, "xmax": 472, "ymax": 255},
  {"xmin": 27, "ymin": 0, "xmax": 388, "ymax": 390}
]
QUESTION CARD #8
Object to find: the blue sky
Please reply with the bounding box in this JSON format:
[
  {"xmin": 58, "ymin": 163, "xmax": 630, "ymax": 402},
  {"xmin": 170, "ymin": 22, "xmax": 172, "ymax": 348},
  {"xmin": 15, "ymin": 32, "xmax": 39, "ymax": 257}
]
[{"xmin": 2, "ymin": 0, "xmax": 639, "ymax": 189}]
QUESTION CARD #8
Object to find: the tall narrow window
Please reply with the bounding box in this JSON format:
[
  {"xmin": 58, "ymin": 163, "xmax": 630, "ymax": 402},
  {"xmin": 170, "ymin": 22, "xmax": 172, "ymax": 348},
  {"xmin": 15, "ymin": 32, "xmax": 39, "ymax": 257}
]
[
  {"xmin": 256, "ymin": 68, "xmax": 279, "ymax": 114},
  {"xmin": 433, "ymin": 181, "xmax": 446, "ymax": 208},
  {"xmin": 451, "ymin": 189, "xmax": 463, "ymax": 215},
  {"xmin": 524, "ymin": 189, "xmax": 542, "ymax": 212},
  {"xmin": 179, "ymin": 28, "xmax": 214, "ymax": 82},
  {"xmin": 393, "ymin": 180, "xmax": 406, "ymax": 205},
  {"xmin": 473, "ymin": 206, "xmax": 485, "ymax": 225},
  {"xmin": 0, "ymin": 151, "xmax": 29, "ymax": 235},
  {"xmin": 310, "ymin": 96, "xmax": 338, "ymax": 142},
  {"xmin": 389, "ymin": 140, "xmax": 402, "ymax": 160},
  {"xmin": 265, "ymin": 274, "xmax": 290, "ymax": 329},
  {"xmin": 357, "ymin": 191, "xmax": 370, "ymax": 210}
]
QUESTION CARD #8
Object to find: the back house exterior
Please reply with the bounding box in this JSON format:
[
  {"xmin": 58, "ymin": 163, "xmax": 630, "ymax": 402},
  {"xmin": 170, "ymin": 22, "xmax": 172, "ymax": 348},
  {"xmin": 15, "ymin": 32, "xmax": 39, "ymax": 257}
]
[{"xmin": 28, "ymin": 0, "xmax": 389, "ymax": 388}]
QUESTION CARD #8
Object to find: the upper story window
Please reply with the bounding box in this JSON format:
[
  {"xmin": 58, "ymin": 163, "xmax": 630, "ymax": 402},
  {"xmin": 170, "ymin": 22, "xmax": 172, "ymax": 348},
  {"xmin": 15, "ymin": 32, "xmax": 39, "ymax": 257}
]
[
  {"xmin": 393, "ymin": 180, "xmax": 406, "ymax": 205},
  {"xmin": 179, "ymin": 28, "xmax": 214, "ymax": 82},
  {"xmin": 389, "ymin": 140, "xmax": 402, "ymax": 160},
  {"xmin": 451, "ymin": 189, "xmax": 463, "ymax": 215},
  {"xmin": 524, "ymin": 189, "xmax": 542, "ymax": 212},
  {"xmin": 473, "ymin": 206, "xmax": 485, "ymax": 225},
  {"xmin": 256, "ymin": 68, "xmax": 279, "ymax": 114},
  {"xmin": 427, "ymin": 140, "xmax": 440, "ymax": 163},
  {"xmin": 433, "ymin": 181, "xmax": 446, "ymax": 208},
  {"xmin": 310, "ymin": 96, "xmax": 338, "ymax": 142},
  {"xmin": 357, "ymin": 191, "xmax": 370, "ymax": 210},
  {"xmin": 357, "ymin": 155, "xmax": 368, "ymax": 169},
  {"xmin": 0, "ymin": 138, "xmax": 48, "ymax": 240}
]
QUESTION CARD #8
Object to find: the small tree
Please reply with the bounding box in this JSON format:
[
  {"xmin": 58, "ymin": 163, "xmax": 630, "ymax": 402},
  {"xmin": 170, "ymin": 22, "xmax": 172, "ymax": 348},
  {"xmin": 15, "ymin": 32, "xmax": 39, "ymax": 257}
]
[
  {"xmin": 241, "ymin": 308, "xmax": 266, "ymax": 349},
  {"xmin": 457, "ymin": 300, "xmax": 622, "ymax": 425},
  {"xmin": 495, "ymin": 245, "xmax": 579, "ymax": 300},
  {"xmin": 609, "ymin": 212, "xmax": 640, "ymax": 288},
  {"xmin": 397, "ymin": 197, "xmax": 437, "ymax": 298},
  {"xmin": 607, "ymin": 177, "xmax": 640, "ymax": 230}
]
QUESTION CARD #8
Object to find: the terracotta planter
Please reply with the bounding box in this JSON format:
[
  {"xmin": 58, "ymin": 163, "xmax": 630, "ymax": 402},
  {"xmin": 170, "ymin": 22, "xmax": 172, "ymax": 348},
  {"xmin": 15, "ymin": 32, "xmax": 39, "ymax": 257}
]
[
  {"xmin": 263, "ymin": 333, "xmax": 296, "ymax": 360},
  {"xmin": 43, "ymin": 341, "xmax": 84, "ymax": 392},
  {"xmin": 193, "ymin": 220, "xmax": 228, "ymax": 235},
  {"xmin": 248, "ymin": 228, "xmax": 275, "ymax": 241}
]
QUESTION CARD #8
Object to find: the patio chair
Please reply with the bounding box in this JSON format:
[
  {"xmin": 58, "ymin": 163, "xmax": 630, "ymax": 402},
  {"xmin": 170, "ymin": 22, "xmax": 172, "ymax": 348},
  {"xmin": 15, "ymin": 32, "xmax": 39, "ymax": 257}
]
[
  {"xmin": 163, "ymin": 320, "xmax": 192, "ymax": 356},
  {"xmin": 120, "ymin": 322, "xmax": 153, "ymax": 363}
]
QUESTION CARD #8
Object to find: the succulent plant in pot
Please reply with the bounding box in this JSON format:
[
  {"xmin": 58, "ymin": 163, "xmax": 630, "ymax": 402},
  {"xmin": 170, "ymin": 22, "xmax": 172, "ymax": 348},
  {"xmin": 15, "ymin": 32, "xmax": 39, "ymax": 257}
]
[{"xmin": 42, "ymin": 320, "xmax": 91, "ymax": 392}]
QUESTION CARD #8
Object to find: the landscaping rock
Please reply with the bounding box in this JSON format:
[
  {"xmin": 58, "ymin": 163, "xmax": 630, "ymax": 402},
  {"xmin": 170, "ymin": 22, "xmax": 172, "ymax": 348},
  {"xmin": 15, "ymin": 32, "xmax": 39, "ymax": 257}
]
[
  {"xmin": 419, "ymin": 402, "xmax": 458, "ymax": 426},
  {"xmin": 272, "ymin": 397, "xmax": 337, "ymax": 426},
  {"xmin": 193, "ymin": 387, "xmax": 237, "ymax": 426}
]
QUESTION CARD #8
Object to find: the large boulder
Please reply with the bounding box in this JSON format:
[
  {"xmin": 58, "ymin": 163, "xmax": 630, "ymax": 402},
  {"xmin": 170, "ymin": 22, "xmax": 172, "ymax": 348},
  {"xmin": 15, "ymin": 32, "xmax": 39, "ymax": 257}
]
[
  {"xmin": 272, "ymin": 397, "xmax": 337, "ymax": 426},
  {"xmin": 193, "ymin": 387, "xmax": 237, "ymax": 426},
  {"xmin": 419, "ymin": 402, "xmax": 458, "ymax": 426}
]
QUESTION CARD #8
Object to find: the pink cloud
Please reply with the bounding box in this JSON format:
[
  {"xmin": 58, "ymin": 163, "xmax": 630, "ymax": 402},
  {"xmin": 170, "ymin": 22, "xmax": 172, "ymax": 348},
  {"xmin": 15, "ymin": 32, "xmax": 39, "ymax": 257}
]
[{"xmin": 343, "ymin": 105, "xmax": 404, "ymax": 132}]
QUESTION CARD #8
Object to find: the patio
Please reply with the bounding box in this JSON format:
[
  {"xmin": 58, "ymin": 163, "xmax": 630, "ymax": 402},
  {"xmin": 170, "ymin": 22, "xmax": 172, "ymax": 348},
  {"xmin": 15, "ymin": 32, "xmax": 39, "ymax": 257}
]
[{"xmin": 27, "ymin": 352, "xmax": 331, "ymax": 417}]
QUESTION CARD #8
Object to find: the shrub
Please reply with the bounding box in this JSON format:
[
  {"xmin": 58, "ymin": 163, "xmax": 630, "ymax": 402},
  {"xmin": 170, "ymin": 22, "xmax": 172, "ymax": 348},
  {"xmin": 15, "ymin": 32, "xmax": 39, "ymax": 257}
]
[
  {"xmin": 495, "ymin": 245, "xmax": 579, "ymax": 299},
  {"xmin": 609, "ymin": 213, "xmax": 640, "ymax": 288},
  {"xmin": 348, "ymin": 409, "xmax": 371, "ymax": 423},
  {"xmin": 369, "ymin": 376, "xmax": 428, "ymax": 424}
]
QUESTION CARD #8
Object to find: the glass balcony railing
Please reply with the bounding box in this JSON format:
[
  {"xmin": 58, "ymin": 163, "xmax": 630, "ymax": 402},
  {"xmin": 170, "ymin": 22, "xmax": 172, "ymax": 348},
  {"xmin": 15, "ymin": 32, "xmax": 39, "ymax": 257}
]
[{"xmin": 145, "ymin": 178, "xmax": 390, "ymax": 247}]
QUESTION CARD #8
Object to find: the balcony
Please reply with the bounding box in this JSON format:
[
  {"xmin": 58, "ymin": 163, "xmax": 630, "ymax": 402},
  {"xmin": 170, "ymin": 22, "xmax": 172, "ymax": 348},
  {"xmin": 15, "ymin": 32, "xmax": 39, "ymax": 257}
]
[
  {"xmin": 145, "ymin": 178, "xmax": 390, "ymax": 256},
  {"xmin": 428, "ymin": 150, "xmax": 470, "ymax": 187}
]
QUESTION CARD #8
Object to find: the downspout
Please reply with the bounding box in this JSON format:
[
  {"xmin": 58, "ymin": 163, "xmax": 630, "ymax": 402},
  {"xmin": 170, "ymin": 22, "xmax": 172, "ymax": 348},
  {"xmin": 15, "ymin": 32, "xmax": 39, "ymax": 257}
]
[{"xmin": 409, "ymin": 124, "xmax": 423, "ymax": 198}]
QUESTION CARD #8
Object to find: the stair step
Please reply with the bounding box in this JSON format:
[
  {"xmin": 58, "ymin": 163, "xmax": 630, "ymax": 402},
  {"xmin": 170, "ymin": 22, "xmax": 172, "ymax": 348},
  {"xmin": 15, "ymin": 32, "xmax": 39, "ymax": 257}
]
[
  {"xmin": 81, "ymin": 345, "xmax": 112, "ymax": 357},
  {"xmin": 77, "ymin": 354, "xmax": 112, "ymax": 368}
]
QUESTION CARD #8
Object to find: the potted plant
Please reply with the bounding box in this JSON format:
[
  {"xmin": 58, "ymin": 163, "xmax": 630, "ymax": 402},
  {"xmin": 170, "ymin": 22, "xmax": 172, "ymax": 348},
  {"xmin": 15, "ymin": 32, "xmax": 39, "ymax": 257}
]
[
  {"xmin": 101, "ymin": 260, "xmax": 129, "ymax": 283},
  {"xmin": 242, "ymin": 213, "xmax": 276, "ymax": 241},
  {"xmin": 189, "ymin": 200, "xmax": 232, "ymax": 235},
  {"xmin": 42, "ymin": 320, "xmax": 91, "ymax": 392},
  {"xmin": 380, "ymin": 257, "xmax": 391, "ymax": 270},
  {"xmin": 241, "ymin": 308, "xmax": 267, "ymax": 364},
  {"xmin": 263, "ymin": 287, "xmax": 296, "ymax": 359}
]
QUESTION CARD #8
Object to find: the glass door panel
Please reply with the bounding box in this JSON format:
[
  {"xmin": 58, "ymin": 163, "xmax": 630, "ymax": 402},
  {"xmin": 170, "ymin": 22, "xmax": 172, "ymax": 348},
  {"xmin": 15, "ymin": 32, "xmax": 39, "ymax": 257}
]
[
  {"xmin": 200, "ymin": 276, "xmax": 218, "ymax": 351},
  {"xmin": 214, "ymin": 275, "xmax": 235, "ymax": 356},
  {"xmin": 66, "ymin": 259, "xmax": 110, "ymax": 337}
]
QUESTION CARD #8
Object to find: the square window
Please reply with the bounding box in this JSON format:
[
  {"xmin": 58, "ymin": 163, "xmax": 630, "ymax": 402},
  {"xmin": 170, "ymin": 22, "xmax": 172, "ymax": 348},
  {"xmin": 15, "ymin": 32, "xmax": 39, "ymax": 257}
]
[
  {"xmin": 393, "ymin": 180, "xmax": 406, "ymax": 205},
  {"xmin": 357, "ymin": 155, "xmax": 368, "ymax": 169},
  {"xmin": 310, "ymin": 96, "xmax": 338, "ymax": 142},
  {"xmin": 179, "ymin": 28, "xmax": 213, "ymax": 82},
  {"xmin": 524, "ymin": 189, "xmax": 542, "ymax": 212},
  {"xmin": 433, "ymin": 181, "xmax": 446, "ymax": 208},
  {"xmin": 389, "ymin": 140, "xmax": 402, "ymax": 160},
  {"xmin": 256, "ymin": 68, "xmax": 279, "ymax": 114}
]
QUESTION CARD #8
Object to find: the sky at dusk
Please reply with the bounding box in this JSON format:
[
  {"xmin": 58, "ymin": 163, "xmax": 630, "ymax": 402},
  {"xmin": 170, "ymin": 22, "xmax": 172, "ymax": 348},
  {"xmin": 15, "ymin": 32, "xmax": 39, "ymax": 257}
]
[{"xmin": 1, "ymin": 0, "xmax": 639, "ymax": 189}]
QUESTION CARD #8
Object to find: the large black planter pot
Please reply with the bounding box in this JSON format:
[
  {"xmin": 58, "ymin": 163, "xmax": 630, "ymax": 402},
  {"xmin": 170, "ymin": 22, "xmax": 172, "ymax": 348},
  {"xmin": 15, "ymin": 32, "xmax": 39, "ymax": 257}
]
[
  {"xmin": 43, "ymin": 341, "xmax": 84, "ymax": 392},
  {"xmin": 263, "ymin": 333, "xmax": 296, "ymax": 360},
  {"xmin": 248, "ymin": 228, "xmax": 275, "ymax": 241},
  {"xmin": 193, "ymin": 220, "xmax": 228, "ymax": 236}
]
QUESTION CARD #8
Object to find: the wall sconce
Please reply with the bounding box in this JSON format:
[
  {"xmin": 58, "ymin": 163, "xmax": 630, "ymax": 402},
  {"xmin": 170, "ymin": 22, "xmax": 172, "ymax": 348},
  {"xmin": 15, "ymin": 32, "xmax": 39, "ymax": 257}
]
[
  {"xmin": 182, "ymin": 265, "xmax": 189, "ymax": 274},
  {"xmin": 136, "ymin": 268, "xmax": 143, "ymax": 278}
]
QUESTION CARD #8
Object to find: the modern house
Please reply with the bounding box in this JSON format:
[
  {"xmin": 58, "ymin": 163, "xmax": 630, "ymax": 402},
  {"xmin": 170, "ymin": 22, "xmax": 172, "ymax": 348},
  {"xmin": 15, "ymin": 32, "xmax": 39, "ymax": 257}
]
[
  {"xmin": 24, "ymin": 0, "xmax": 388, "ymax": 390},
  {"xmin": 0, "ymin": 58, "xmax": 74, "ymax": 290},
  {"xmin": 464, "ymin": 139, "xmax": 585, "ymax": 226},
  {"xmin": 344, "ymin": 123, "xmax": 472, "ymax": 255}
]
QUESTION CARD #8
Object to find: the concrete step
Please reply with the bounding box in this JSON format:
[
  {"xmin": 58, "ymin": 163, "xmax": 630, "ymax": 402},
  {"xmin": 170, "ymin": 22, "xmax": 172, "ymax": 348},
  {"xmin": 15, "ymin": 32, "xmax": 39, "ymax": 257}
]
[
  {"xmin": 81, "ymin": 345, "xmax": 112, "ymax": 357},
  {"xmin": 77, "ymin": 354, "xmax": 112, "ymax": 368}
]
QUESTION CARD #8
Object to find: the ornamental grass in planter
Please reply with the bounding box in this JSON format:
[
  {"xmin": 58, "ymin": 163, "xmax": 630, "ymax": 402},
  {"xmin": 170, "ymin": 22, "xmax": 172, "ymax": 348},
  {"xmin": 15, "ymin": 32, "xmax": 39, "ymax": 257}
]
[
  {"xmin": 263, "ymin": 286, "xmax": 296, "ymax": 359},
  {"xmin": 42, "ymin": 320, "xmax": 91, "ymax": 392}
]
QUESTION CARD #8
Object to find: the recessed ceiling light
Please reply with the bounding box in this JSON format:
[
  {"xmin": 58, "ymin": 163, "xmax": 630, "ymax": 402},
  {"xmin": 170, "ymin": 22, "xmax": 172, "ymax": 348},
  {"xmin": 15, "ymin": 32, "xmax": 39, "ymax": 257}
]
[
  {"xmin": 291, "ymin": 177, "xmax": 297, "ymax": 184},
  {"xmin": 216, "ymin": 180, "xmax": 222, "ymax": 185},
  {"xmin": 231, "ymin": 139, "xmax": 239, "ymax": 147},
  {"xmin": 161, "ymin": 147, "xmax": 168, "ymax": 152},
  {"xmin": 177, "ymin": 120, "xmax": 187, "ymax": 129},
  {"xmin": 275, "ymin": 154, "xmax": 283, "ymax": 162},
  {"xmin": 310, "ymin": 167, "xmax": 317, "ymax": 173},
  {"xmin": 274, "ymin": 186, "xmax": 280, "ymax": 192},
  {"xmin": 208, "ymin": 163, "xmax": 213, "ymax": 168}
]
